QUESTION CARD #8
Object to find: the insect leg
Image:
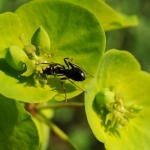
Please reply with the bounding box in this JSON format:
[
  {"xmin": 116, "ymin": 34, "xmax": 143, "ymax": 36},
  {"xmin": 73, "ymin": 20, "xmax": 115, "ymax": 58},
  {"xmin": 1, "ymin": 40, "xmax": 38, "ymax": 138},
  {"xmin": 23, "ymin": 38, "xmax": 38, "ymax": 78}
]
[
  {"xmin": 64, "ymin": 58, "xmax": 73, "ymax": 69},
  {"xmin": 60, "ymin": 77, "xmax": 68, "ymax": 102},
  {"xmin": 36, "ymin": 72, "xmax": 48, "ymax": 84},
  {"xmin": 66, "ymin": 78, "xmax": 87, "ymax": 93},
  {"xmin": 59, "ymin": 75, "xmax": 87, "ymax": 101},
  {"xmin": 45, "ymin": 74, "xmax": 49, "ymax": 84},
  {"xmin": 41, "ymin": 62, "xmax": 65, "ymax": 69}
]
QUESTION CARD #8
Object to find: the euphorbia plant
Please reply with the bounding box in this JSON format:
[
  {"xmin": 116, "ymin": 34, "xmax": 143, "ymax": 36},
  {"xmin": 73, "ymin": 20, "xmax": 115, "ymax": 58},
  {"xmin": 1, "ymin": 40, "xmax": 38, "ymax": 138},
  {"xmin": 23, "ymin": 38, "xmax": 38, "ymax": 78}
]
[
  {"xmin": 0, "ymin": 0, "xmax": 105, "ymax": 149},
  {"xmin": 85, "ymin": 50, "xmax": 150, "ymax": 150},
  {"xmin": 0, "ymin": 0, "xmax": 105, "ymax": 102},
  {"xmin": 0, "ymin": 0, "xmax": 149, "ymax": 150}
]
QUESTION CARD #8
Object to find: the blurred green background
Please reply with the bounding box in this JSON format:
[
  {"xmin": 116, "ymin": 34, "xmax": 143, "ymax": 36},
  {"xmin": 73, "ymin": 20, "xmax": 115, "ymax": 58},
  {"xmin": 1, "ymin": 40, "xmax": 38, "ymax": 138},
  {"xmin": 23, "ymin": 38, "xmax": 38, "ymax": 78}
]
[
  {"xmin": 106, "ymin": 0, "xmax": 150, "ymax": 72},
  {"xmin": 1, "ymin": 0, "xmax": 150, "ymax": 150}
]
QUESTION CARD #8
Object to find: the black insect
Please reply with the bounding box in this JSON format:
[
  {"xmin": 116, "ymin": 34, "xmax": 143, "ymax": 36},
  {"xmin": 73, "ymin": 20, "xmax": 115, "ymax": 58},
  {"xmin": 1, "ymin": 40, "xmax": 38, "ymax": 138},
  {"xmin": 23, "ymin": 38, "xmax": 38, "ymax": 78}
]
[{"xmin": 40, "ymin": 58, "xmax": 94, "ymax": 101}]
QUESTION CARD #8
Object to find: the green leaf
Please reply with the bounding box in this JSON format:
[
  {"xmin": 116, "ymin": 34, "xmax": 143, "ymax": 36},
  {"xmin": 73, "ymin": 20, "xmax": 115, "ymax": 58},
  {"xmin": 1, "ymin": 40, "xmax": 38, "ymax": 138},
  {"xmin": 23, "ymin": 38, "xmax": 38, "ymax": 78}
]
[
  {"xmin": 0, "ymin": 57, "xmax": 56, "ymax": 102},
  {"xmin": 85, "ymin": 50, "xmax": 150, "ymax": 149},
  {"xmin": 38, "ymin": 0, "xmax": 138, "ymax": 31},
  {"xmin": 9, "ymin": 0, "xmax": 104, "ymax": 101},
  {"xmin": 0, "ymin": 13, "xmax": 54, "ymax": 103},
  {"xmin": 0, "ymin": 95, "xmax": 39, "ymax": 150},
  {"xmin": 0, "ymin": 12, "xmax": 23, "ymax": 57}
]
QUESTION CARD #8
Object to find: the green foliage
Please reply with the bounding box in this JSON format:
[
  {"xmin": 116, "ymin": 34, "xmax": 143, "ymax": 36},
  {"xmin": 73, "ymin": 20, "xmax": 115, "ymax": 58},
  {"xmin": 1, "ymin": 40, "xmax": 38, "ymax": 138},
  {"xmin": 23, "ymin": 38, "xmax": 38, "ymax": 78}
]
[
  {"xmin": 106, "ymin": 0, "xmax": 150, "ymax": 72},
  {"xmin": 0, "ymin": 0, "xmax": 105, "ymax": 103},
  {"xmin": 85, "ymin": 50, "xmax": 150, "ymax": 149},
  {"xmin": 65, "ymin": 0, "xmax": 138, "ymax": 31},
  {"xmin": 33, "ymin": 108, "xmax": 53, "ymax": 150},
  {"xmin": 0, "ymin": 95, "xmax": 39, "ymax": 150},
  {"xmin": 0, "ymin": 0, "xmax": 149, "ymax": 150},
  {"xmin": 32, "ymin": 0, "xmax": 138, "ymax": 31},
  {"xmin": 0, "ymin": 13, "xmax": 22, "ymax": 57}
]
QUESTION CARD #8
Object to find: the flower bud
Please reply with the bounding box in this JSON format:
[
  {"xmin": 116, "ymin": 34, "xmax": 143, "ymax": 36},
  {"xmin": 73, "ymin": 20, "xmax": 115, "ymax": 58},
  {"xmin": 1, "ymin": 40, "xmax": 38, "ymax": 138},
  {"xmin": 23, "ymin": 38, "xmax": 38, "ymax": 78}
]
[
  {"xmin": 104, "ymin": 89, "xmax": 115, "ymax": 104},
  {"xmin": 19, "ymin": 34, "xmax": 36, "ymax": 56},
  {"xmin": 31, "ymin": 26, "xmax": 51, "ymax": 56},
  {"xmin": 95, "ymin": 88, "xmax": 115, "ymax": 107},
  {"xmin": 5, "ymin": 46, "xmax": 28, "ymax": 71},
  {"xmin": 24, "ymin": 44, "xmax": 36, "ymax": 56}
]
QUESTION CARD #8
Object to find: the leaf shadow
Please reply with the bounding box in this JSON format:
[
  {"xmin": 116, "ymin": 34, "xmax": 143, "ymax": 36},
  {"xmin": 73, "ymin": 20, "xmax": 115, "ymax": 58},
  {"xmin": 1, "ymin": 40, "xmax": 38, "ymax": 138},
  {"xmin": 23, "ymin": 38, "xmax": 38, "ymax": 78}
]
[
  {"xmin": 0, "ymin": 58, "xmax": 76, "ymax": 94},
  {"xmin": 0, "ymin": 58, "xmax": 35, "ymax": 86},
  {"xmin": 47, "ymin": 76, "xmax": 77, "ymax": 94},
  {"xmin": 92, "ymin": 95, "xmax": 121, "ymax": 138}
]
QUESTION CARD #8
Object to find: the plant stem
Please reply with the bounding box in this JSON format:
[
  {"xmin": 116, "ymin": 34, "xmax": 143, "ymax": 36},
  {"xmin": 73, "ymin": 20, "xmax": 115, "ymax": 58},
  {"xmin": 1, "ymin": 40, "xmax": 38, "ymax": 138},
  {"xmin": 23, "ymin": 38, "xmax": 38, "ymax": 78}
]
[
  {"xmin": 36, "ymin": 102, "xmax": 84, "ymax": 110},
  {"xmin": 35, "ymin": 113, "xmax": 78, "ymax": 150}
]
